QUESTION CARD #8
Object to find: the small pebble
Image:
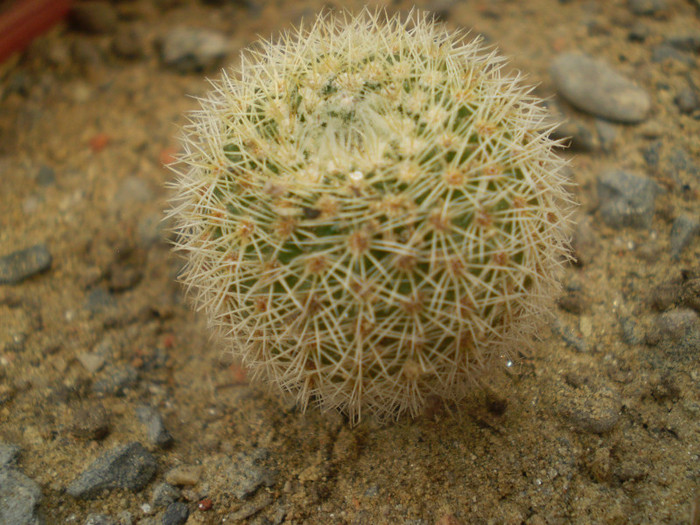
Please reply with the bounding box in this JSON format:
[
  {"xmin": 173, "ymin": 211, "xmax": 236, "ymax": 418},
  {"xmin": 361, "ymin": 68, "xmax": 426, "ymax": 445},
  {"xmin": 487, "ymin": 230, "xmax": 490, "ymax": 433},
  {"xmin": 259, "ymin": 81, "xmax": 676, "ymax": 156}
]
[
  {"xmin": 67, "ymin": 442, "xmax": 157, "ymax": 499},
  {"xmin": 71, "ymin": 403, "xmax": 110, "ymax": 441},
  {"xmin": 85, "ymin": 514, "xmax": 117, "ymax": 525},
  {"xmin": 225, "ymin": 493, "xmax": 273, "ymax": 522},
  {"xmin": 136, "ymin": 405, "xmax": 174, "ymax": 448},
  {"xmin": 162, "ymin": 502, "xmax": 189, "ymax": 525},
  {"xmin": 152, "ymin": 482, "xmax": 181, "ymax": 509},
  {"xmin": 92, "ymin": 365, "xmax": 139, "ymax": 396},
  {"xmin": 165, "ymin": 465, "xmax": 202, "ymax": 486},
  {"xmin": 669, "ymin": 215, "xmax": 699, "ymax": 259},
  {"xmin": 160, "ymin": 27, "xmax": 229, "ymax": 73},
  {"xmin": 597, "ymin": 170, "xmax": 657, "ymax": 229},
  {"xmin": 0, "ymin": 244, "xmax": 52, "ymax": 285},
  {"xmin": 0, "ymin": 468, "xmax": 44, "ymax": 525},
  {"xmin": 36, "ymin": 165, "xmax": 56, "ymax": 186},
  {"xmin": 675, "ymin": 88, "xmax": 700, "ymax": 114},
  {"xmin": 550, "ymin": 52, "xmax": 651, "ymax": 123}
]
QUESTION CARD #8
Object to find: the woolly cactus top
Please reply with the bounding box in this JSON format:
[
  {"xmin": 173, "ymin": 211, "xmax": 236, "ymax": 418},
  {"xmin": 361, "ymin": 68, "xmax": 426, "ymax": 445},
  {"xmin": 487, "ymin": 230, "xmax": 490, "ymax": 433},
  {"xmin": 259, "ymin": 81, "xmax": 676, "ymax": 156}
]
[{"xmin": 169, "ymin": 8, "xmax": 573, "ymax": 423}]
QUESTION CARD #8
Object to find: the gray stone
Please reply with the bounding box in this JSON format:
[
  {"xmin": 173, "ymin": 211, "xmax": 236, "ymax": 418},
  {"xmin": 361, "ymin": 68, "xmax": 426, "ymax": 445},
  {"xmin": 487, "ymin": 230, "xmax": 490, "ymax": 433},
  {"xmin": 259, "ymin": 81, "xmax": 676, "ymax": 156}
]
[
  {"xmin": 151, "ymin": 482, "xmax": 181, "ymax": 509},
  {"xmin": 0, "ymin": 443, "xmax": 20, "ymax": 468},
  {"xmin": 0, "ymin": 468, "xmax": 44, "ymax": 525},
  {"xmin": 162, "ymin": 502, "xmax": 189, "ymax": 525},
  {"xmin": 595, "ymin": 119, "xmax": 618, "ymax": 151},
  {"xmin": 136, "ymin": 405, "xmax": 174, "ymax": 448},
  {"xmin": 85, "ymin": 514, "xmax": 117, "ymax": 525},
  {"xmin": 669, "ymin": 215, "xmax": 699, "ymax": 260},
  {"xmin": 67, "ymin": 442, "xmax": 157, "ymax": 499},
  {"xmin": 550, "ymin": 53, "xmax": 651, "ymax": 123},
  {"xmin": 0, "ymin": 244, "xmax": 52, "ymax": 285},
  {"xmin": 161, "ymin": 28, "xmax": 229, "ymax": 73},
  {"xmin": 628, "ymin": 0, "xmax": 667, "ymax": 15},
  {"xmin": 92, "ymin": 365, "xmax": 138, "ymax": 396},
  {"xmin": 597, "ymin": 170, "xmax": 657, "ymax": 228},
  {"xmin": 35, "ymin": 165, "xmax": 55, "ymax": 186}
]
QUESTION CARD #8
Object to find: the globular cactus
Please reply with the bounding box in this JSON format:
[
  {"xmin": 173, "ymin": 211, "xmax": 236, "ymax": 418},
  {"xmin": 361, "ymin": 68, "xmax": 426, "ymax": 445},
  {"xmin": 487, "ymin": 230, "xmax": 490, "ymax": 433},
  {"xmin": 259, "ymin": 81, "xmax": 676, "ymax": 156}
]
[{"xmin": 168, "ymin": 8, "xmax": 574, "ymax": 423}]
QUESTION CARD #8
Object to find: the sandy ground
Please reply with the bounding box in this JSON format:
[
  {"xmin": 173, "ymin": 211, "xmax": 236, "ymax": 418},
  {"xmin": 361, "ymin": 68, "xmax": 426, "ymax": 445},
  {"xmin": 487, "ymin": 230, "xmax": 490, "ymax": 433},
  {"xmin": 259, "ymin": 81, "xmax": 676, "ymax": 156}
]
[{"xmin": 0, "ymin": 0, "xmax": 699, "ymax": 524}]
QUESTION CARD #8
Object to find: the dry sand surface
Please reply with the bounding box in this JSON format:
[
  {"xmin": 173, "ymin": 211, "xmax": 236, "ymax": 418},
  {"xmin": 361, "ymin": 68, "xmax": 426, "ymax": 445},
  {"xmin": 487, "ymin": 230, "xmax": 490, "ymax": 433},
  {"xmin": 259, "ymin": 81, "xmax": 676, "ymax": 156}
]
[{"xmin": 0, "ymin": 0, "xmax": 699, "ymax": 524}]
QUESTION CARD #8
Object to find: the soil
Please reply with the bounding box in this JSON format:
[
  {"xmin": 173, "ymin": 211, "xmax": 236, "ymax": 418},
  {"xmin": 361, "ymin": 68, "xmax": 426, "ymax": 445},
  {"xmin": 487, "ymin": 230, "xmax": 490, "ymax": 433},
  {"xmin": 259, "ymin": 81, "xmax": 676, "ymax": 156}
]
[{"xmin": 0, "ymin": 0, "xmax": 699, "ymax": 524}]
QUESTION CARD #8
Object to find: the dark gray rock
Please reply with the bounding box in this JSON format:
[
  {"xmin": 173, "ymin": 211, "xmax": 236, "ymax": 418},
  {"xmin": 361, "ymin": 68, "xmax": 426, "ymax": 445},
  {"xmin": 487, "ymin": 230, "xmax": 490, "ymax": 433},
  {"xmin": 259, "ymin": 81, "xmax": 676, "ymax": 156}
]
[
  {"xmin": 628, "ymin": 0, "xmax": 667, "ymax": 15},
  {"xmin": 136, "ymin": 405, "xmax": 174, "ymax": 449},
  {"xmin": 550, "ymin": 53, "xmax": 651, "ymax": 123},
  {"xmin": 646, "ymin": 308, "xmax": 700, "ymax": 364},
  {"xmin": 92, "ymin": 365, "xmax": 138, "ymax": 396},
  {"xmin": 85, "ymin": 514, "xmax": 117, "ymax": 525},
  {"xmin": 0, "ymin": 442, "xmax": 21, "ymax": 468},
  {"xmin": 0, "ymin": 244, "xmax": 52, "ymax": 285},
  {"xmin": 0, "ymin": 468, "xmax": 44, "ymax": 525},
  {"xmin": 67, "ymin": 442, "xmax": 157, "ymax": 499},
  {"xmin": 597, "ymin": 170, "xmax": 657, "ymax": 228},
  {"xmin": 669, "ymin": 215, "xmax": 699, "ymax": 259},
  {"xmin": 162, "ymin": 502, "xmax": 189, "ymax": 525},
  {"xmin": 160, "ymin": 28, "xmax": 229, "ymax": 73},
  {"xmin": 151, "ymin": 482, "xmax": 181, "ymax": 509},
  {"xmin": 69, "ymin": 1, "xmax": 118, "ymax": 34}
]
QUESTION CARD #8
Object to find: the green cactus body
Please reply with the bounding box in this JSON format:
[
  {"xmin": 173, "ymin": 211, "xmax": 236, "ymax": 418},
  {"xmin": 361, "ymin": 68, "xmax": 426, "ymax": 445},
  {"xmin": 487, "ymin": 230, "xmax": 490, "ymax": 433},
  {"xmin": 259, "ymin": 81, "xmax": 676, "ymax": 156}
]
[{"xmin": 169, "ymin": 8, "xmax": 573, "ymax": 422}]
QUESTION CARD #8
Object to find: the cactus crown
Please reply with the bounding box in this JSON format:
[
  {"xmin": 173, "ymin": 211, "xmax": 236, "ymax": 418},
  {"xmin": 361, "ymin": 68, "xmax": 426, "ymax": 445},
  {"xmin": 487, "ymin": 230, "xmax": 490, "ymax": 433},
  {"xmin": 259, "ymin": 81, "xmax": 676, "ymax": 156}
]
[{"xmin": 168, "ymin": 8, "xmax": 573, "ymax": 423}]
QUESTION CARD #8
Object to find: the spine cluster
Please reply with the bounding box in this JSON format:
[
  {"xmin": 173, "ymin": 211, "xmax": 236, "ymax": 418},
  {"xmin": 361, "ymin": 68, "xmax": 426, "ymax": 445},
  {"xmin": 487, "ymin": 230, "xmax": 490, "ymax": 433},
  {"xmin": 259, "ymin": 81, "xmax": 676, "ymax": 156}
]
[{"xmin": 168, "ymin": 8, "xmax": 573, "ymax": 422}]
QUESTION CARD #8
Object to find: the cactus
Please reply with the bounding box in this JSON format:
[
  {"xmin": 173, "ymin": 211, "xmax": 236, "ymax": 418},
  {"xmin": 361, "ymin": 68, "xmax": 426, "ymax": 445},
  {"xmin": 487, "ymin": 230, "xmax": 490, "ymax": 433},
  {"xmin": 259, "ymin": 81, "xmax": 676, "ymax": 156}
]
[{"xmin": 168, "ymin": 8, "xmax": 574, "ymax": 423}]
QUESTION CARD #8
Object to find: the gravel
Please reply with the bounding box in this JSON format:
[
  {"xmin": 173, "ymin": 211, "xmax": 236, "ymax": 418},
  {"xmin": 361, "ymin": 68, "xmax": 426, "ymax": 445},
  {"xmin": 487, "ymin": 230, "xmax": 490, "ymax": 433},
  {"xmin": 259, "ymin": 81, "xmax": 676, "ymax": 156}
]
[
  {"xmin": 67, "ymin": 442, "xmax": 158, "ymax": 499},
  {"xmin": 597, "ymin": 170, "xmax": 657, "ymax": 228},
  {"xmin": 550, "ymin": 52, "xmax": 651, "ymax": 123},
  {"xmin": 0, "ymin": 244, "xmax": 52, "ymax": 285}
]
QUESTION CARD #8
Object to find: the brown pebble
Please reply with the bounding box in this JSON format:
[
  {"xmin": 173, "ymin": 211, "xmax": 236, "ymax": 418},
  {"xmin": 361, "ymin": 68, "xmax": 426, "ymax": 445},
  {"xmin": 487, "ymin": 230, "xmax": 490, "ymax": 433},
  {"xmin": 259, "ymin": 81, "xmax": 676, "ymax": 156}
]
[
  {"xmin": 71, "ymin": 404, "xmax": 110, "ymax": 440},
  {"xmin": 165, "ymin": 465, "xmax": 202, "ymax": 486}
]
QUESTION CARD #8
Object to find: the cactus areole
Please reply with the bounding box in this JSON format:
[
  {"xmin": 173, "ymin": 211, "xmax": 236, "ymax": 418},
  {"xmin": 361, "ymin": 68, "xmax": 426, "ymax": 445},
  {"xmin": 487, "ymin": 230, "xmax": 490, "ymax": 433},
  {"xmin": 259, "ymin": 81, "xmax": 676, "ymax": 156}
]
[{"xmin": 168, "ymin": 8, "xmax": 573, "ymax": 423}]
